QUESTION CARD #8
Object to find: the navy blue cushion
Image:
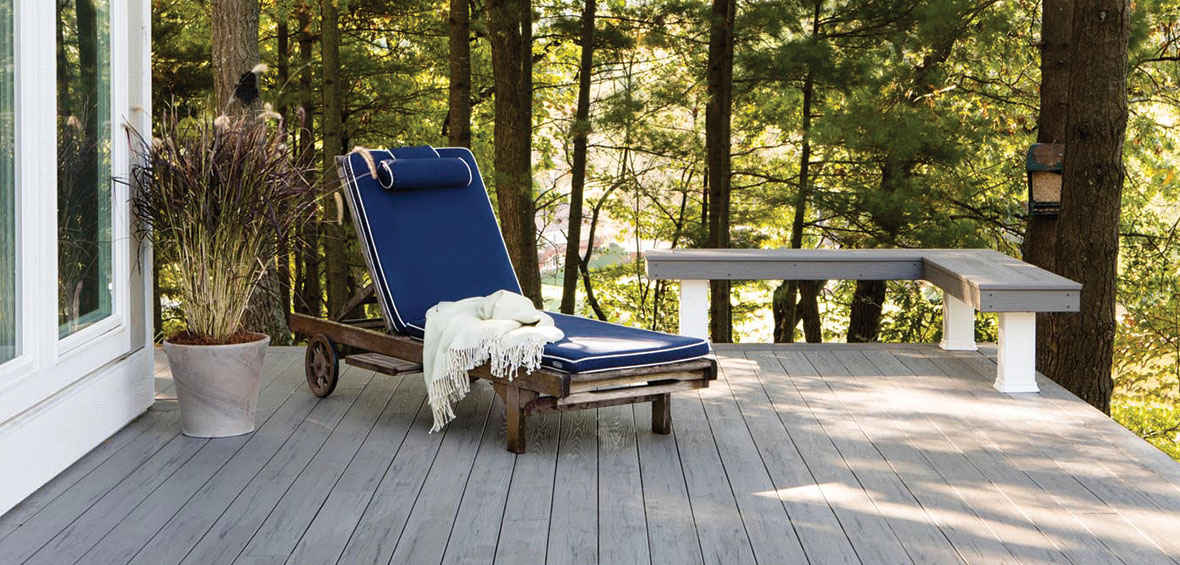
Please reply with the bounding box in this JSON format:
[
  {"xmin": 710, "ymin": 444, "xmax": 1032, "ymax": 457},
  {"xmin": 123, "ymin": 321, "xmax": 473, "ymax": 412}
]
[
  {"xmin": 376, "ymin": 157, "xmax": 472, "ymax": 191},
  {"xmin": 341, "ymin": 145, "xmax": 712, "ymax": 374},
  {"xmin": 402, "ymin": 313, "xmax": 711, "ymax": 374},
  {"xmin": 341, "ymin": 146, "xmax": 521, "ymax": 333}
]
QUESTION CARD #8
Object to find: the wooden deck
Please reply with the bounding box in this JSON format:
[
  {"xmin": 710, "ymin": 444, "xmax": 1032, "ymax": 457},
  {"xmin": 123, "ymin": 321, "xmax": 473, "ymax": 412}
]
[{"xmin": 3, "ymin": 344, "xmax": 1180, "ymax": 564}]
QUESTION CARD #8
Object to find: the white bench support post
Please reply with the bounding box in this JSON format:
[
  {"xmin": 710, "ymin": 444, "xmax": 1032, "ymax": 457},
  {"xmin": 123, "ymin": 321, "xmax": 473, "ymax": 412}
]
[
  {"xmin": 940, "ymin": 293, "xmax": 977, "ymax": 351},
  {"xmin": 995, "ymin": 312, "xmax": 1038, "ymax": 393},
  {"xmin": 679, "ymin": 280, "xmax": 710, "ymax": 341}
]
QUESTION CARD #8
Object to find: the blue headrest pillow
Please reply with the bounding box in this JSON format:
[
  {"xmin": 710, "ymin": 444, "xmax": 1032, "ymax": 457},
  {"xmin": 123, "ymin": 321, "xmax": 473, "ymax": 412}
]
[{"xmin": 376, "ymin": 157, "xmax": 473, "ymax": 191}]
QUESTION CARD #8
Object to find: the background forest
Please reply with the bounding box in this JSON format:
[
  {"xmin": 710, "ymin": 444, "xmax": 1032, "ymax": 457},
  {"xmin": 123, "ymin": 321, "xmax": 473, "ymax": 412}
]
[{"xmin": 151, "ymin": 0, "xmax": 1180, "ymax": 457}]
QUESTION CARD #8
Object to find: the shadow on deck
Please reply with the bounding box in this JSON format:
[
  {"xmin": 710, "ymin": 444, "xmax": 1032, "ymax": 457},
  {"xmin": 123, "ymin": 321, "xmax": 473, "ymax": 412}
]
[{"xmin": 3, "ymin": 344, "xmax": 1180, "ymax": 564}]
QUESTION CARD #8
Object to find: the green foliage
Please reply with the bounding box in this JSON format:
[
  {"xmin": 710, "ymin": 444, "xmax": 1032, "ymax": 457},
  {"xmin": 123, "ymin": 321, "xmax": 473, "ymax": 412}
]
[{"xmin": 150, "ymin": 0, "xmax": 1180, "ymax": 457}]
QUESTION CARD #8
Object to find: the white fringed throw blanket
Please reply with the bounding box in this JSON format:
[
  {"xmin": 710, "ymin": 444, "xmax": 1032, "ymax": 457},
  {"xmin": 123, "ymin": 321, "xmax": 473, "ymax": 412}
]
[{"xmin": 423, "ymin": 290, "xmax": 564, "ymax": 432}]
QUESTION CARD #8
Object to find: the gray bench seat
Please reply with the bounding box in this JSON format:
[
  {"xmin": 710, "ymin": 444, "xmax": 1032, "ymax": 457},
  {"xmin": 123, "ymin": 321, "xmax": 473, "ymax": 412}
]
[{"xmin": 645, "ymin": 248, "xmax": 1082, "ymax": 393}]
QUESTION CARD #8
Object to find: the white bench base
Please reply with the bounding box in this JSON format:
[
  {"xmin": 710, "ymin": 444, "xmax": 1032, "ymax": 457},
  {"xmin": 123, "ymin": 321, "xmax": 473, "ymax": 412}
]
[
  {"xmin": 678, "ymin": 282, "xmax": 1040, "ymax": 394},
  {"xmin": 993, "ymin": 312, "xmax": 1039, "ymax": 393},
  {"xmin": 940, "ymin": 294, "xmax": 978, "ymax": 351}
]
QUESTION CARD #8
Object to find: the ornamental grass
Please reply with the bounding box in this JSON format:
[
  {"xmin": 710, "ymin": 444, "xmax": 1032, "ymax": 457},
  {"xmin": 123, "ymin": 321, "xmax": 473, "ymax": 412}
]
[{"xmin": 130, "ymin": 110, "xmax": 317, "ymax": 343}]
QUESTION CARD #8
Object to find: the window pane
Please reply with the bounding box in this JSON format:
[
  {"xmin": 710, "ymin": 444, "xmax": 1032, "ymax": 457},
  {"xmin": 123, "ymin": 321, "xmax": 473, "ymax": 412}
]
[
  {"xmin": 1, "ymin": 0, "xmax": 14, "ymax": 362},
  {"xmin": 57, "ymin": 0, "xmax": 112, "ymax": 337}
]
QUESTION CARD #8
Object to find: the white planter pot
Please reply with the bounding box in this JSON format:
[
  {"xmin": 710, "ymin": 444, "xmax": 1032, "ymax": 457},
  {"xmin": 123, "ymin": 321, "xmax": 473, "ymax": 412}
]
[{"xmin": 163, "ymin": 333, "xmax": 270, "ymax": 438}]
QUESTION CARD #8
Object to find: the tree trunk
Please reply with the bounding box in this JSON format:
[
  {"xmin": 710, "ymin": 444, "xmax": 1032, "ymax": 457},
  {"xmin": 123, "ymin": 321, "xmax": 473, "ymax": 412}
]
[
  {"xmin": 294, "ymin": 2, "xmax": 321, "ymax": 317},
  {"xmin": 488, "ymin": 0, "xmax": 542, "ymax": 306},
  {"xmin": 799, "ymin": 280, "xmax": 823, "ymax": 342},
  {"xmin": 773, "ymin": 13, "xmax": 820, "ymax": 342},
  {"xmin": 447, "ymin": 0, "xmax": 472, "ymax": 148},
  {"xmin": 1043, "ymin": 0, "xmax": 1129, "ymax": 413},
  {"xmin": 321, "ymin": 0, "xmax": 350, "ymax": 317},
  {"xmin": 560, "ymin": 0, "xmax": 595, "ymax": 315},
  {"xmin": 847, "ymin": 280, "xmax": 886, "ymax": 342},
  {"xmin": 705, "ymin": 0, "xmax": 736, "ymax": 343},
  {"xmin": 275, "ymin": 7, "xmax": 291, "ymax": 325},
  {"xmin": 211, "ymin": 0, "xmax": 261, "ymax": 117},
  {"xmin": 213, "ymin": 0, "xmax": 291, "ymax": 342},
  {"xmin": 1027, "ymin": 0, "xmax": 1071, "ymax": 371}
]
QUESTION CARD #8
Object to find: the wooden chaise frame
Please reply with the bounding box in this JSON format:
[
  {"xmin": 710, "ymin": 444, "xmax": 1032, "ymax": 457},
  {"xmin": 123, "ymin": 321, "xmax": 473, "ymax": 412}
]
[{"xmin": 289, "ymin": 306, "xmax": 716, "ymax": 453}]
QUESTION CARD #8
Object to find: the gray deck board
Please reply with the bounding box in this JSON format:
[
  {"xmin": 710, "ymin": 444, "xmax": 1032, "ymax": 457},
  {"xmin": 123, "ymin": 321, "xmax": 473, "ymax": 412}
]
[
  {"xmin": 384, "ymin": 384, "xmax": 494, "ymax": 565},
  {"xmin": 546, "ymin": 408, "xmax": 599, "ymax": 565},
  {"xmin": 719, "ymin": 352, "xmax": 860, "ymax": 565},
  {"xmin": 177, "ymin": 367, "xmax": 376, "ymax": 565},
  {"xmin": 76, "ymin": 362, "xmax": 305, "ymax": 565},
  {"xmin": 757, "ymin": 350, "xmax": 930, "ymax": 565},
  {"xmin": 671, "ymin": 386, "xmax": 757, "ymax": 565},
  {"xmin": 440, "ymin": 397, "xmax": 516, "ymax": 565},
  {"xmin": 493, "ymin": 409, "xmax": 559, "ymax": 565},
  {"xmin": 706, "ymin": 355, "xmax": 808, "ymax": 564},
  {"xmin": 234, "ymin": 369, "xmax": 402, "ymax": 562},
  {"xmin": 5, "ymin": 344, "xmax": 1180, "ymax": 565},
  {"xmin": 597, "ymin": 404, "xmax": 649, "ymax": 565},
  {"xmin": 287, "ymin": 366, "xmax": 426, "ymax": 565},
  {"xmin": 632, "ymin": 401, "xmax": 704, "ymax": 565}
]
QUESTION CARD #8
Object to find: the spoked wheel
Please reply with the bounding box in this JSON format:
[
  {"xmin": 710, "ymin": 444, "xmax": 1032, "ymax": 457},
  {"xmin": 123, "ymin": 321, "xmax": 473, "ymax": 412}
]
[{"xmin": 305, "ymin": 334, "xmax": 340, "ymax": 398}]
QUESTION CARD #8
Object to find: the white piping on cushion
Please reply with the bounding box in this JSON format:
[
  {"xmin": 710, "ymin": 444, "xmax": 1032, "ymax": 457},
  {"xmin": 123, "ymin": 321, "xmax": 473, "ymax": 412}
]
[{"xmin": 404, "ymin": 319, "xmax": 710, "ymax": 372}]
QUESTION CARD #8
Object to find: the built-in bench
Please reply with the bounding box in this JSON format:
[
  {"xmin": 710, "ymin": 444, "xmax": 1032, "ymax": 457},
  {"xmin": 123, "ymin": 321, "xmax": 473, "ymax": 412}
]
[{"xmin": 645, "ymin": 248, "xmax": 1081, "ymax": 393}]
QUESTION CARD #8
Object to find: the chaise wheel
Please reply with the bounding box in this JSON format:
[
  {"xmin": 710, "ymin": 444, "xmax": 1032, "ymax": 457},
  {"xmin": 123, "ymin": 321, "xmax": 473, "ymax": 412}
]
[{"xmin": 305, "ymin": 334, "xmax": 339, "ymax": 398}]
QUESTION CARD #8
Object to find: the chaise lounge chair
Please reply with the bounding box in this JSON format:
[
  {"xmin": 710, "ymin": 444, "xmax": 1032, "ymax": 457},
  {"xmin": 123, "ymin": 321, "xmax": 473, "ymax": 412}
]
[{"xmin": 289, "ymin": 145, "xmax": 716, "ymax": 453}]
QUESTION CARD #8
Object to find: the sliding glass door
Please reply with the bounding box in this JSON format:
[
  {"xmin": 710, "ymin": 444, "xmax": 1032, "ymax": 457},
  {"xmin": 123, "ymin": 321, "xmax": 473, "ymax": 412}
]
[
  {"xmin": 56, "ymin": 0, "xmax": 113, "ymax": 338},
  {"xmin": 1, "ymin": 0, "xmax": 14, "ymax": 364}
]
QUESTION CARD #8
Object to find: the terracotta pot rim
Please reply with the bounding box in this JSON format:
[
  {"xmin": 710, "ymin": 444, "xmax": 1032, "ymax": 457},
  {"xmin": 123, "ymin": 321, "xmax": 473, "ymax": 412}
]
[{"xmin": 163, "ymin": 332, "xmax": 271, "ymax": 349}]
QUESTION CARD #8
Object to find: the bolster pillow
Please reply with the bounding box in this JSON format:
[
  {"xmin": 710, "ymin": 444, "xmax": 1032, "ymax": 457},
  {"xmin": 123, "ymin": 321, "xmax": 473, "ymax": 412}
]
[{"xmin": 376, "ymin": 157, "xmax": 473, "ymax": 191}]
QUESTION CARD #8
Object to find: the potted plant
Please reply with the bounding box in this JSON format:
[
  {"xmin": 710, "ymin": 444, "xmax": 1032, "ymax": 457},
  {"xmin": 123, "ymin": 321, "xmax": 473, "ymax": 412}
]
[{"xmin": 130, "ymin": 111, "xmax": 315, "ymax": 437}]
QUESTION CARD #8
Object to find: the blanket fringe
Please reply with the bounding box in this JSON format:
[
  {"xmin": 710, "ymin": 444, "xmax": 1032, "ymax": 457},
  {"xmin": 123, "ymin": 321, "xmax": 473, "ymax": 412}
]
[{"xmin": 428, "ymin": 335, "xmax": 549, "ymax": 432}]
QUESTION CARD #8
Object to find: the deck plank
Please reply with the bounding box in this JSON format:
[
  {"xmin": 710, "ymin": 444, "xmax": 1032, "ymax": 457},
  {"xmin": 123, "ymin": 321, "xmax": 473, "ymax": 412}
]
[
  {"xmin": 633, "ymin": 401, "xmax": 704, "ymax": 565},
  {"xmin": 912, "ymin": 354, "xmax": 1132, "ymax": 565},
  {"xmin": 597, "ymin": 403, "xmax": 650, "ymax": 564},
  {"xmin": 705, "ymin": 354, "xmax": 809, "ymax": 564},
  {"xmin": 0, "ymin": 410, "xmax": 185, "ymax": 564},
  {"xmin": 921, "ymin": 352, "xmax": 1180, "ymax": 563},
  {"xmin": 234, "ymin": 370, "xmax": 403, "ymax": 562},
  {"xmin": 126, "ymin": 373, "xmax": 324, "ymax": 565},
  {"xmin": 440, "ymin": 396, "xmax": 516, "ymax": 565},
  {"xmin": 493, "ymin": 410, "xmax": 560, "ymax": 565},
  {"xmin": 334, "ymin": 379, "xmax": 485, "ymax": 565},
  {"xmin": 4, "ymin": 345, "xmax": 1180, "ymax": 565},
  {"xmin": 546, "ymin": 407, "xmax": 599, "ymax": 565},
  {"xmin": 843, "ymin": 350, "xmax": 1069, "ymax": 564},
  {"xmin": 805, "ymin": 349, "xmax": 1018, "ymax": 564},
  {"xmin": 717, "ymin": 351, "xmax": 860, "ymax": 565},
  {"xmin": 671, "ymin": 385, "xmax": 757, "ymax": 565},
  {"xmin": 385, "ymin": 383, "xmax": 494, "ymax": 564},
  {"xmin": 286, "ymin": 371, "xmax": 427, "ymax": 565},
  {"xmin": 753, "ymin": 350, "xmax": 927, "ymax": 564},
  {"xmin": 175, "ymin": 367, "xmax": 376, "ymax": 565},
  {"xmin": 70, "ymin": 354, "xmax": 306, "ymax": 565}
]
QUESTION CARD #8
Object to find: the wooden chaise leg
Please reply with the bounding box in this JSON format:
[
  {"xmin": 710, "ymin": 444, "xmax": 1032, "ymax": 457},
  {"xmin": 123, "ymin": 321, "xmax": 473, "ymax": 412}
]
[
  {"xmin": 494, "ymin": 384, "xmax": 535, "ymax": 454},
  {"xmin": 652, "ymin": 393, "xmax": 672, "ymax": 434}
]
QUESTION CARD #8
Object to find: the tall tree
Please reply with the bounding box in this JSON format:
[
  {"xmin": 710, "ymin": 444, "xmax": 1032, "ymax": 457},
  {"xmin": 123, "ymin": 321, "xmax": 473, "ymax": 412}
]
[
  {"xmin": 321, "ymin": 0, "xmax": 350, "ymax": 317},
  {"xmin": 705, "ymin": 0, "xmax": 737, "ymax": 343},
  {"xmin": 293, "ymin": 1, "xmax": 321, "ymax": 317},
  {"xmin": 845, "ymin": 0, "xmax": 991, "ymax": 343},
  {"xmin": 1028, "ymin": 0, "xmax": 1072, "ymax": 369},
  {"xmin": 213, "ymin": 0, "xmax": 291, "ymax": 342},
  {"xmin": 488, "ymin": 0, "xmax": 543, "ymax": 305},
  {"xmin": 447, "ymin": 0, "xmax": 472, "ymax": 148},
  {"xmin": 1043, "ymin": 0, "xmax": 1130, "ymax": 413},
  {"xmin": 275, "ymin": 5, "xmax": 292, "ymax": 325},
  {"xmin": 773, "ymin": 0, "xmax": 823, "ymax": 344},
  {"xmin": 560, "ymin": 0, "xmax": 596, "ymax": 315},
  {"xmin": 211, "ymin": 0, "xmax": 261, "ymax": 117}
]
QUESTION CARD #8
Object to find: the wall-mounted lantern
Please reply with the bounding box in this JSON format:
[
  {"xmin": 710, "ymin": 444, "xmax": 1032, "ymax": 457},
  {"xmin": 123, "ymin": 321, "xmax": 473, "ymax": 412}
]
[{"xmin": 1025, "ymin": 143, "xmax": 1064, "ymax": 216}]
